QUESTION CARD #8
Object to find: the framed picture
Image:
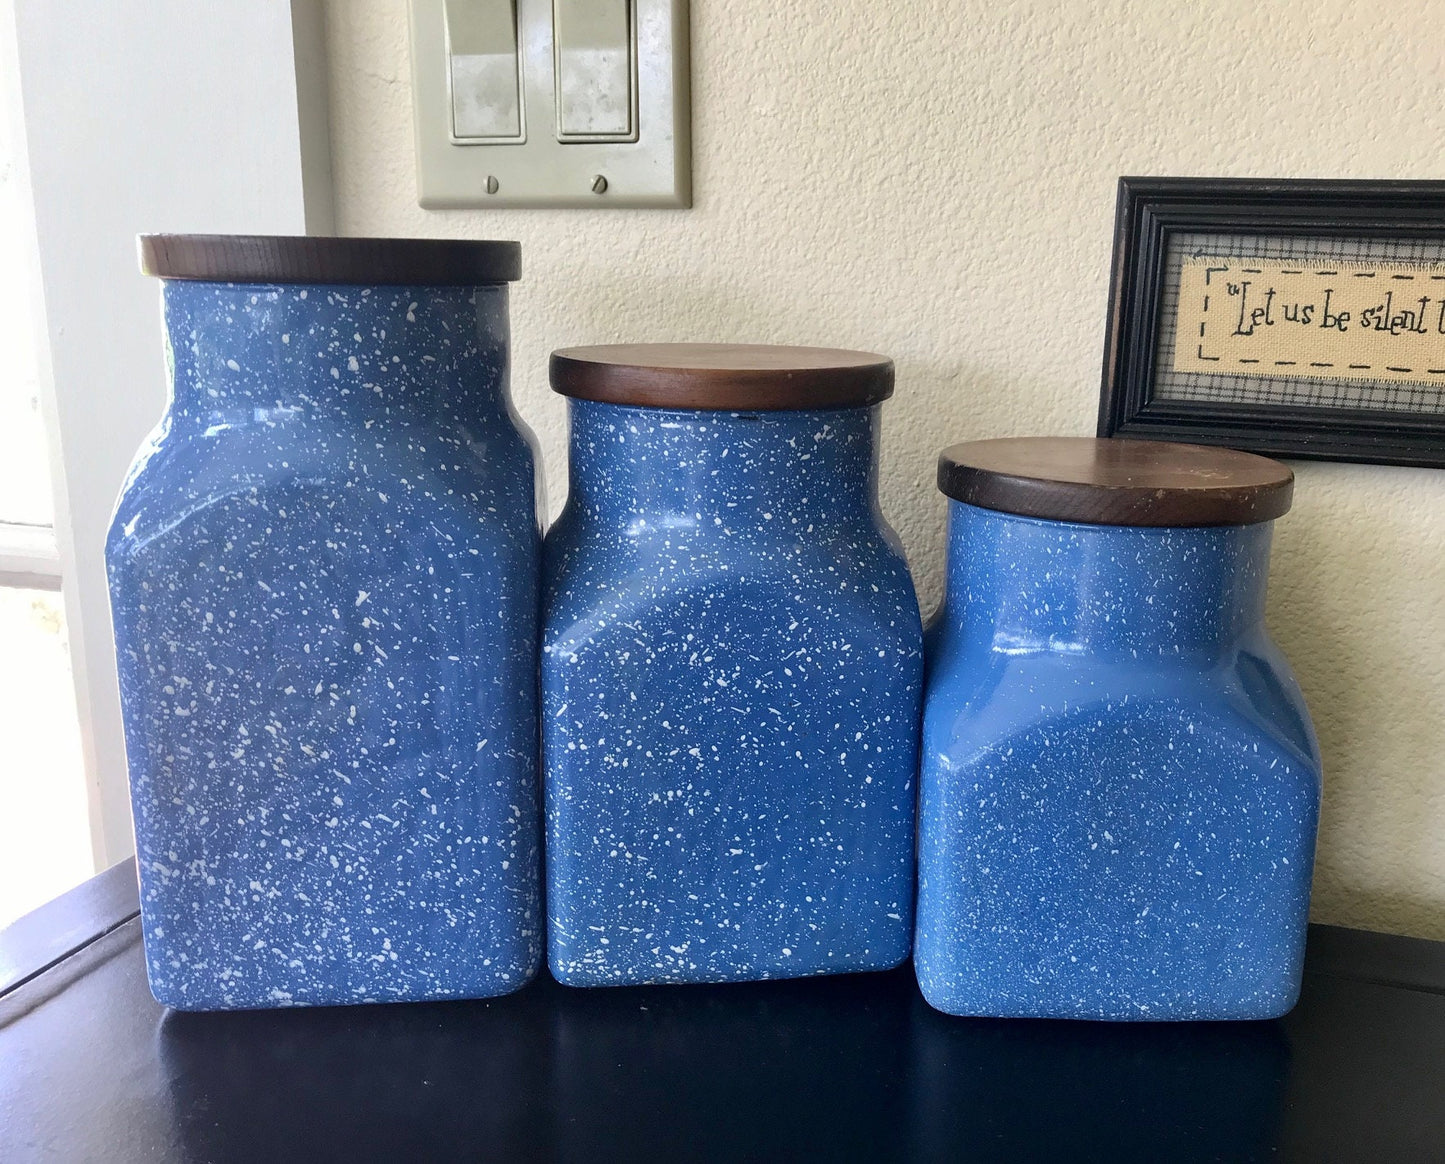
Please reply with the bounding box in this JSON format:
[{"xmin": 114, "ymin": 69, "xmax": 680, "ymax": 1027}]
[{"xmin": 1099, "ymin": 177, "xmax": 1445, "ymax": 468}]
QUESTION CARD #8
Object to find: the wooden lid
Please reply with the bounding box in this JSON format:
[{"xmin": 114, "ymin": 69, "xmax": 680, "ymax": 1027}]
[
  {"xmin": 550, "ymin": 344, "xmax": 894, "ymax": 410},
  {"xmin": 138, "ymin": 234, "xmax": 521, "ymax": 285},
  {"xmin": 937, "ymin": 437, "xmax": 1294, "ymax": 527}
]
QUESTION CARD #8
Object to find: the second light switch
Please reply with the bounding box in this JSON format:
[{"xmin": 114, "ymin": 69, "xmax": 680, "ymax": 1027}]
[{"xmin": 554, "ymin": 0, "xmax": 636, "ymax": 142}]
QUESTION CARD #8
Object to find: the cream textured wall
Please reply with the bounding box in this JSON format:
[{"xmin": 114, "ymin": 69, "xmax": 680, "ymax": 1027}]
[{"xmin": 322, "ymin": 0, "xmax": 1445, "ymax": 939}]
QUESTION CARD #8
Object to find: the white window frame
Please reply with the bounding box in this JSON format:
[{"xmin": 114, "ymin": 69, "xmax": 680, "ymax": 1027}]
[
  {"xmin": 0, "ymin": 0, "xmax": 334, "ymax": 869},
  {"xmin": 0, "ymin": 523, "xmax": 60, "ymax": 590}
]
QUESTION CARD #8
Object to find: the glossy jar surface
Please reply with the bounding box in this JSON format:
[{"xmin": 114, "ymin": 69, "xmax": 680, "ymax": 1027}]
[
  {"xmin": 107, "ymin": 279, "xmax": 542, "ymax": 1009},
  {"xmin": 915, "ymin": 501, "xmax": 1322, "ymax": 1020},
  {"xmin": 542, "ymin": 402, "xmax": 923, "ymax": 985}
]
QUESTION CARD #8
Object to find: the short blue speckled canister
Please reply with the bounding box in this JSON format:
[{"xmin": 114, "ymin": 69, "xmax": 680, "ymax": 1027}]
[
  {"xmin": 108, "ymin": 235, "xmax": 541, "ymax": 1010},
  {"xmin": 542, "ymin": 344, "xmax": 924, "ymax": 986},
  {"xmin": 915, "ymin": 437, "xmax": 1322, "ymax": 1021}
]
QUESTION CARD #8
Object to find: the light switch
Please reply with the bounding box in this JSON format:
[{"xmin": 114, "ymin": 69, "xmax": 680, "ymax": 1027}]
[
  {"xmin": 445, "ymin": 0, "xmax": 524, "ymax": 141},
  {"xmin": 553, "ymin": 0, "xmax": 636, "ymax": 142},
  {"xmin": 409, "ymin": 0, "xmax": 690, "ymax": 208}
]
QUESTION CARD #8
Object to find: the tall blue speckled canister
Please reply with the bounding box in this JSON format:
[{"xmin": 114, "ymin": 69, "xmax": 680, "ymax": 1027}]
[
  {"xmin": 542, "ymin": 344, "xmax": 923, "ymax": 986},
  {"xmin": 915, "ymin": 437, "xmax": 1322, "ymax": 1021},
  {"xmin": 108, "ymin": 235, "xmax": 541, "ymax": 1010}
]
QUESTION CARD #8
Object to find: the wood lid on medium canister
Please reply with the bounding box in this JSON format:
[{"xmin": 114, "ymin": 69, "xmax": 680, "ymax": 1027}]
[
  {"xmin": 138, "ymin": 235, "xmax": 522, "ymax": 284},
  {"xmin": 937, "ymin": 437, "xmax": 1294, "ymax": 527},
  {"xmin": 549, "ymin": 344, "xmax": 894, "ymax": 411}
]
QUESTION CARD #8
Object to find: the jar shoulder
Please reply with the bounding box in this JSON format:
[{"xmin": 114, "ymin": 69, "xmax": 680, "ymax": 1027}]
[
  {"xmin": 924, "ymin": 638, "xmax": 1321, "ymax": 784},
  {"xmin": 542, "ymin": 504, "xmax": 921, "ymax": 643},
  {"xmin": 110, "ymin": 415, "xmax": 537, "ymax": 553}
]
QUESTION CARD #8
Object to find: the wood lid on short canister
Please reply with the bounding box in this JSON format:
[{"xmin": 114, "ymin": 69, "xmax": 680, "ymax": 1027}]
[
  {"xmin": 138, "ymin": 235, "xmax": 521, "ymax": 284},
  {"xmin": 937, "ymin": 437, "xmax": 1294, "ymax": 526},
  {"xmin": 549, "ymin": 344, "xmax": 894, "ymax": 411}
]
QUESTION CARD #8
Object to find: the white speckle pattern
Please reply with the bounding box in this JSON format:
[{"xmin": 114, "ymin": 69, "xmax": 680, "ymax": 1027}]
[
  {"xmin": 542, "ymin": 402, "xmax": 923, "ymax": 986},
  {"xmin": 915, "ymin": 503, "xmax": 1323, "ymax": 1020},
  {"xmin": 107, "ymin": 281, "xmax": 542, "ymax": 1010}
]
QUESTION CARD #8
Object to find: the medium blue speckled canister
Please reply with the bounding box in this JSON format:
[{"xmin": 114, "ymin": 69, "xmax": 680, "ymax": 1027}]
[
  {"xmin": 915, "ymin": 437, "xmax": 1322, "ymax": 1021},
  {"xmin": 109, "ymin": 235, "xmax": 541, "ymax": 1009},
  {"xmin": 542, "ymin": 344, "xmax": 924, "ymax": 986}
]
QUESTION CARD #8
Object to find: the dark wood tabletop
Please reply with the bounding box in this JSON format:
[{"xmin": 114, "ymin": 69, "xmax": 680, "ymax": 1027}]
[{"xmin": 2, "ymin": 861, "xmax": 1443, "ymax": 1162}]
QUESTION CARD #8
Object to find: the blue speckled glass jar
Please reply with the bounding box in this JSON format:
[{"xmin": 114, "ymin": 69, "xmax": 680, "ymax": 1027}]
[
  {"xmin": 542, "ymin": 344, "xmax": 924, "ymax": 986},
  {"xmin": 109, "ymin": 235, "xmax": 541, "ymax": 1009},
  {"xmin": 915, "ymin": 437, "xmax": 1322, "ymax": 1021}
]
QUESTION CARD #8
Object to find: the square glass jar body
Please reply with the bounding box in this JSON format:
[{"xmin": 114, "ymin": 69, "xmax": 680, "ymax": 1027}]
[
  {"xmin": 543, "ymin": 402, "xmax": 924, "ymax": 986},
  {"xmin": 914, "ymin": 501, "xmax": 1322, "ymax": 1021},
  {"xmin": 108, "ymin": 280, "xmax": 542, "ymax": 1009}
]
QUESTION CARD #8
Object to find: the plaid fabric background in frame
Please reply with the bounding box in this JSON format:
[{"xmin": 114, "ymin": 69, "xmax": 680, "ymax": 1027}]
[{"xmin": 1154, "ymin": 232, "xmax": 1445, "ymax": 415}]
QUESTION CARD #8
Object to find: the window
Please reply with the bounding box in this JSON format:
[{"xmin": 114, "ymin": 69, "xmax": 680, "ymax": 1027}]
[
  {"xmin": 0, "ymin": 0, "xmax": 332, "ymax": 926},
  {"xmin": 0, "ymin": 74, "xmax": 92, "ymax": 930}
]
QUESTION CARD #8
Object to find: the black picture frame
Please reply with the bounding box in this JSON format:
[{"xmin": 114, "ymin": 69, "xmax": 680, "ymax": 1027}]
[{"xmin": 1098, "ymin": 177, "xmax": 1445, "ymax": 468}]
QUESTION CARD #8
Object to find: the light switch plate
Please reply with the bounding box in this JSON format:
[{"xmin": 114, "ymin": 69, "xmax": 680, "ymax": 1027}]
[{"xmin": 409, "ymin": 0, "xmax": 690, "ymax": 209}]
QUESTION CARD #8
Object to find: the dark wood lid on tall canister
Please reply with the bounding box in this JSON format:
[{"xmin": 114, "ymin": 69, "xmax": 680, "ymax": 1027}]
[
  {"xmin": 138, "ymin": 235, "xmax": 521, "ymax": 284},
  {"xmin": 937, "ymin": 437, "xmax": 1294, "ymax": 526},
  {"xmin": 550, "ymin": 344, "xmax": 894, "ymax": 411}
]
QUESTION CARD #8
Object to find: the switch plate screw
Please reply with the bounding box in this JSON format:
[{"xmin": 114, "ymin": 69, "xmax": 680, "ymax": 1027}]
[
  {"xmin": 485, "ymin": 175, "xmax": 499, "ymax": 194},
  {"xmin": 591, "ymin": 175, "xmax": 609, "ymax": 194}
]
